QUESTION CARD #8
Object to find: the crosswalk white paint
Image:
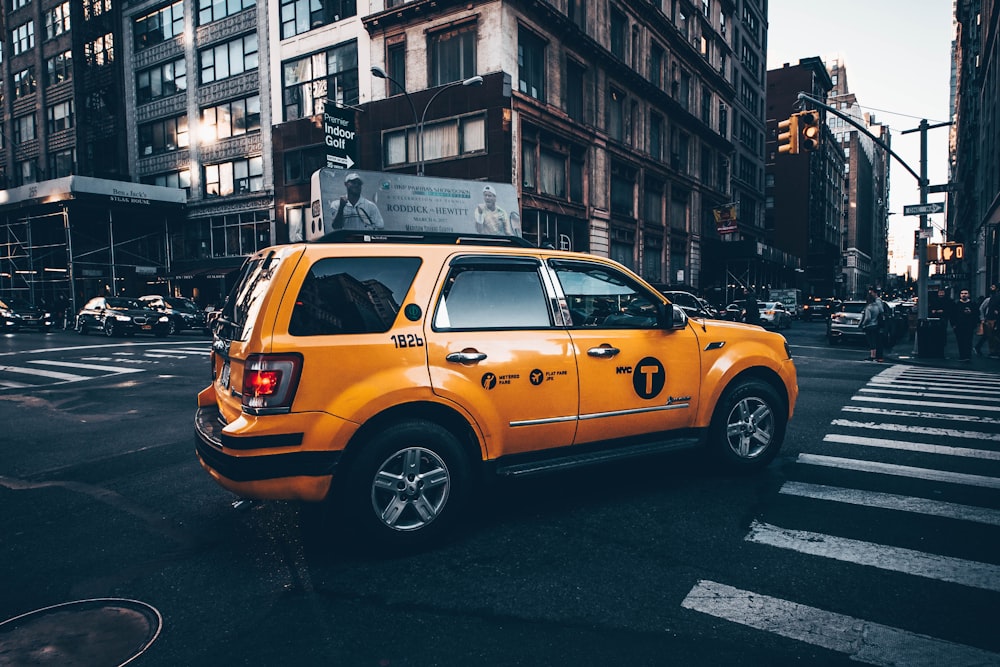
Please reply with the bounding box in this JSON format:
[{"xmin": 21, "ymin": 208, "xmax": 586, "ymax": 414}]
[
  {"xmin": 852, "ymin": 395, "xmax": 1000, "ymax": 412},
  {"xmin": 830, "ymin": 418, "xmax": 1000, "ymax": 441},
  {"xmin": 0, "ymin": 364, "xmax": 87, "ymax": 381},
  {"xmin": 29, "ymin": 360, "xmax": 144, "ymax": 373},
  {"xmin": 779, "ymin": 481, "xmax": 1000, "ymax": 526},
  {"xmin": 681, "ymin": 580, "xmax": 1000, "ymax": 666},
  {"xmin": 841, "ymin": 405, "xmax": 1000, "ymax": 426},
  {"xmin": 798, "ymin": 453, "xmax": 1000, "ymax": 489},
  {"xmin": 859, "ymin": 386, "xmax": 1000, "ymax": 403},
  {"xmin": 824, "ymin": 432, "xmax": 1000, "ymax": 458}
]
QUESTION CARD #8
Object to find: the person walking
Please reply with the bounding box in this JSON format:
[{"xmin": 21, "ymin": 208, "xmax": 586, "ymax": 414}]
[
  {"xmin": 859, "ymin": 293, "xmax": 882, "ymax": 362},
  {"xmin": 985, "ymin": 284, "xmax": 1000, "ymax": 357},
  {"xmin": 868, "ymin": 287, "xmax": 888, "ymax": 360},
  {"xmin": 951, "ymin": 289, "xmax": 978, "ymax": 361},
  {"xmin": 741, "ymin": 288, "xmax": 761, "ymax": 326}
]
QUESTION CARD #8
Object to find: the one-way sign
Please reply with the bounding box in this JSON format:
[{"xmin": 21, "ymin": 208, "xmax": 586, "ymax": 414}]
[{"xmin": 903, "ymin": 202, "xmax": 945, "ymax": 216}]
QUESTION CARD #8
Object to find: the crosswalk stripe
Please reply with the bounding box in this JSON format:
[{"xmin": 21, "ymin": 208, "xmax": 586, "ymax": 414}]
[
  {"xmin": 780, "ymin": 481, "xmax": 1000, "ymax": 526},
  {"xmin": 830, "ymin": 418, "xmax": 1000, "ymax": 442},
  {"xmin": 681, "ymin": 580, "xmax": 1000, "ymax": 666},
  {"xmin": 746, "ymin": 520, "xmax": 1000, "ymax": 592},
  {"xmin": 0, "ymin": 364, "xmax": 87, "ymax": 381},
  {"xmin": 859, "ymin": 387, "xmax": 1000, "ymax": 403},
  {"xmin": 841, "ymin": 405, "xmax": 1000, "ymax": 425},
  {"xmin": 852, "ymin": 395, "xmax": 1000, "ymax": 412},
  {"xmin": 798, "ymin": 453, "xmax": 1000, "ymax": 489},
  {"xmin": 0, "ymin": 379, "xmax": 34, "ymax": 389},
  {"xmin": 29, "ymin": 360, "xmax": 143, "ymax": 373},
  {"xmin": 824, "ymin": 432, "xmax": 1000, "ymax": 459},
  {"xmin": 869, "ymin": 380, "xmax": 1000, "ymax": 396}
]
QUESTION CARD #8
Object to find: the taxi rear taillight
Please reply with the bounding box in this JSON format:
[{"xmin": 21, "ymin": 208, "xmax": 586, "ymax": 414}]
[{"xmin": 242, "ymin": 353, "xmax": 302, "ymax": 415}]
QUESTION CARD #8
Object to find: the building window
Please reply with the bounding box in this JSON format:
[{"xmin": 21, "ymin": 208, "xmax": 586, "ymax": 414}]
[
  {"xmin": 678, "ymin": 70, "xmax": 691, "ymax": 110},
  {"xmin": 521, "ymin": 140, "xmax": 537, "ymax": 190},
  {"xmin": 210, "ymin": 210, "xmax": 271, "ymax": 257},
  {"xmin": 12, "ymin": 21, "xmax": 34, "ymax": 55},
  {"xmin": 610, "ymin": 8, "xmax": 626, "ymax": 60},
  {"xmin": 44, "ymin": 2, "xmax": 71, "ymax": 40},
  {"xmin": 610, "ymin": 167, "xmax": 634, "ymax": 217},
  {"xmin": 137, "ymin": 59, "xmax": 186, "ymax": 104},
  {"xmin": 47, "ymin": 100, "xmax": 74, "ymax": 133},
  {"xmin": 384, "ymin": 113, "xmax": 486, "ymax": 167},
  {"xmin": 138, "ymin": 115, "xmax": 189, "ymax": 156},
  {"xmin": 141, "ymin": 169, "xmax": 191, "ymax": 194},
  {"xmin": 644, "ymin": 183, "xmax": 663, "ymax": 225},
  {"xmin": 540, "ymin": 150, "xmax": 567, "ymax": 197},
  {"xmin": 200, "ymin": 33, "xmax": 259, "ymax": 84},
  {"xmin": 565, "ymin": 60, "xmax": 585, "ymax": 122},
  {"xmin": 280, "ymin": 0, "xmax": 356, "ymax": 38},
  {"xmin": 386, "ymin": 40, "xmax": 406, "ymax": 96},
  {"xmin": 282, "ymin": 41, "xmax": 358, "ymax": 121},
  {"xmin": 45, "ymin": 51, "xmax": 72, "ymax": 87},
  {"xmin": 719, "ymin": 102, "xmax": 728, "ymax": 138},
  {"xmin": 13, "ymin": 69, "xmax": 36, "ymax": 99},
  {"xmin": 700, "ymin": 146, "xmax": 713, "ymax": 186},
  {"xmin": 283, "ymin": 146, "xmax": 327, "ymax": 185},
  {"xmin": 518, "ymin": 27, "xmax": 546, "ymax": 101},
  {"xmin": 84, "ymin": 0, "xmax": 113, "ymax": 20},
  {"xmin": 701, "ymin": 86, "xmax": 712, "ymax": 124},
  {"xmin": 650, "ymin": 112, "xmax": 663, "ymax": 161},
  {"xmin": 650, "ymin": 42, "xmax": 664, "ymax": 88},
  {"xmin": 643, "ymin": 236, "xmax": 663, "ymax": 283},
  {"xmin": 201, "ymin": 95, "xmax": 261, "ymax": 142},
  {"xmin": 14, "ymin": 115, "xmax": 37, "ymax": 143},
  {"xmin": 12, "ymin": 0, "xmax": 30, "ymax": 9},
  {"xmin": 568, "ymin": 0, "xmax": 586, "ymax": 29},
  {"xmin": 134, "ymin": 2, "xmax": 184, "ymax": 51},
  {"xmin": 85, "ymin": 33, "xmax": 114, "ymax": 66},
  {"xmin": 429, "ymin": 23, "xmax": 476, "ymax": 86},
  {"xmin": 200, "ymin": 0, "xmax": 255, "ymax": 25},
  {"xmin": 608, "ymin": 88, "xmax": 625, "ymax": 142},
  {"xmin": 48, "ymin": 149, "xmax": 75, "ymax": 178},
  {"xmin": 17, "ymin": 160, "xmax": 38, "ymax": 186},
  {"xmin": 204, "ymin": 157, "xmax": 264, "ymax": 196}
]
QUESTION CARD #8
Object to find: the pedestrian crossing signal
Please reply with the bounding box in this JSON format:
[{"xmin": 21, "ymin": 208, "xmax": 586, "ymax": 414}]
[{"xmin": 941, "ymin": 242, "xmax": 964, "ymax": 261}]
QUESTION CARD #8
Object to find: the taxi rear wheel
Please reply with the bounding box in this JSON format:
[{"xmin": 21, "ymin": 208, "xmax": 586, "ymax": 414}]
[
  {"xmin": 708, "ymin": 379, "xmax": 785, "ymax": 471},
  {"xmin": 343, "ymin": 420, "xmax": 471, "ymax": 549}
]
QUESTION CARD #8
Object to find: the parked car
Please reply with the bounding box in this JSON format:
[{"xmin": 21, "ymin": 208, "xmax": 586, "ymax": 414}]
[
  {"xmin": 758, "ymin": 301, "xmax": 792, "ymax": 330},
  {"xmin": 139, "ymin": 295, "xmax": 208, "ymax": 335},
  {"xmin": 196, "ymin": 231, "xmax": 798, "ymax": 550},
  {"xmin": 827, "ymin": 300, "xmax": 867, "ymax": 344},
  {"xmin": 76, "ymin": 296, "xmax": 170, "ymax": 337},
  {"xmin": 0, "ymin": 299, "xmax": 21, "ymax": 332},
  {"xmin": 0, "ymin": 298, "xmax": 54, "ymax": 332},
  {"xmin": 661, "ymin": 290, "xmax": 719, "ymax": 319},
  {"xmin": 722, "ymin": 301, "xmax": 745, "ymax": 321}
]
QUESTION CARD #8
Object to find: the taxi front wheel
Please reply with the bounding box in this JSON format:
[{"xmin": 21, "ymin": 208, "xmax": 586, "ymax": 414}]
[
  {"xmin": 344, "ymin": 420, "xmax": 472, "ymax": 549},
  {"xmin": 708, "ymin": 379, "xmax": 785, "ymax": 471}
]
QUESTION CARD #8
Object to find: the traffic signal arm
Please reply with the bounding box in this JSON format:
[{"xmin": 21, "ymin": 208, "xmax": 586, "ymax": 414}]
[{"xmin": 777, "ymin": 114, "xmax": 799, "ymax": 155}]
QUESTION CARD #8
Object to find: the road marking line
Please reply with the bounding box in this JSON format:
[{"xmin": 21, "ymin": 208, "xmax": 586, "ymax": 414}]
[
  {"xmin": 858, "ymin": 387, "xmax": 1000, "ymax": 403},
  {"xmin": 149, "ymin": 348, "xmax": 210, "ymax": 355},
  {"xmin": 0, "ymin": 379, "xmax": 34, "ymax": 389},
  {"xmin": 829, "ymin": 419, "xmax": 1000, "ymax": 442},
  {"xmin": 681, "ymin": 580, "xmax": 1000, "ymax": 666},
  {"xmin": 798, "ymin": 453, "xmax": 1000, "ymax": 489},
  {"xmin": 746, "ymin": 520, "xmax": 1000, "ymax": 592},
  {"xmin": 869, "ymin": 380, "xmax": 1000, "ymax": 396},
  {"xmin": 0, "ymin": 364, "xmax": 87, "ymax": 381},
  {"xmin": 29, "ymin": 360, "xmax": 143, "ymax": 373},
  {"xmin": 841, "ymin": 405, "xmax": 1000, "ymax": 425},
  {"xmin": 780, "ymin": 481, "xmax": 1000, "ymax": 526},
  {"xmin": 852, "ymin": 395, "xmax": 1000, "ymax": 412}
]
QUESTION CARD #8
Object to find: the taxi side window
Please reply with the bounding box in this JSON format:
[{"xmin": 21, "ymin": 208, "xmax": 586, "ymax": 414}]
[
  {"xmin": 435, "ymin": 259, "xmax": 551, "ymax": 330},
  {"xmin": 550, "ymin": 259, "xmax": 659, "ymax": 328},
  {"xmin": 289, "ymin": 256, "xmax": 421, "ymax": 336}
]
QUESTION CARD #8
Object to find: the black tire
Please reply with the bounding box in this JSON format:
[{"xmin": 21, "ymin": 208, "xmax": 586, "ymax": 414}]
[
  {"xmin": 707, "ymin": 379, "xmax": 786, "ymax": 472},
  {"xmin": 168, "ymin": 319, "xmax": 179, "ymax": 335},
  {"xmin": 341, "ymin": 420, "xmax": 472, "ymax": 550},
  {"xmin": 103, "ymin": 320, "xmax": 116, "ymax": 337},
  {"xmin": 77, "ymin": 320, "xmax": 88, "ymax": 335}
]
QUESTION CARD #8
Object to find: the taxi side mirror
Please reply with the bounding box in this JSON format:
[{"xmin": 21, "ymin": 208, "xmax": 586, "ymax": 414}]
[{"xmin": 659, "ymin": 303, "xmax": 688, "ymax": 330}]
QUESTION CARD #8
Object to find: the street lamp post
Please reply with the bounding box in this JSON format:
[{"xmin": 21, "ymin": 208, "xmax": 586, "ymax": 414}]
[{"xmin": 371, "ymin": 67, "xmax": 483, "ymax": 175}]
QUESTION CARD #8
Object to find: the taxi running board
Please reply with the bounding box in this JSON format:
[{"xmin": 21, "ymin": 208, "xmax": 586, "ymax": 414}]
[{"xmin": 494, "ymin": 437, "xmax": 702, "ymax": 478}]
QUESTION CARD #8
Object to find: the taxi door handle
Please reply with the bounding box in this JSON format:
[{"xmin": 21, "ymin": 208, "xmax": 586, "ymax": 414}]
[
  {"xmin": 446, "ymin": 350, "xmax": 488, "ymax": 364},
  {"xmin": 587, "ymin": 345, "xmax": 620, "ymax": 358}
]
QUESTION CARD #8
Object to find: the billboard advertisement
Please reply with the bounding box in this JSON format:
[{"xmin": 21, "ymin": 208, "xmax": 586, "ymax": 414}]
[{"xmin": 307, "ymin": 168, "xmax": 521, "ymax": 241}]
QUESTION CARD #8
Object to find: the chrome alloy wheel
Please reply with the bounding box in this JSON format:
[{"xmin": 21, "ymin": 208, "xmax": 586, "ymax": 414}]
[
  {"xmin": 371, "ymin": 446, "xmax": 451, "ymax": 532},
  {"xmin": 724, "ymin": 396, "xmax": 774, "ymax": 460}
]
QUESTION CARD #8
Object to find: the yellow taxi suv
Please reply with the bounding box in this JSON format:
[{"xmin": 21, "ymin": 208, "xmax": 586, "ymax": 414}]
[{"xmin": 196, "ymin": 232, "xmax": 798, "ymax": 549}]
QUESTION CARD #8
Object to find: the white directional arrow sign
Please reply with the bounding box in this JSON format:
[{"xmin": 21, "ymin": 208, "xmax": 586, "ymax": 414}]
[{"xmin": 903, "ymin": 202, "xmax": 945, "ymax": 216}]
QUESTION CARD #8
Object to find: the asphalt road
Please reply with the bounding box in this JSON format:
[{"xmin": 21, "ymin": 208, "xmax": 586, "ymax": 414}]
[{"xmin": 0, "ymin": 324, "xmax": 997, "ymax": 666}]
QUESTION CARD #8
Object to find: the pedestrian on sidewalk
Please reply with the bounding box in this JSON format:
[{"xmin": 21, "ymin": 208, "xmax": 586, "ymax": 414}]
[
  {"xmin": 859, "ymin": 293, "xmax": 882, "ymax": 362},
  {"xmin": 868, "ymin": 286, "xmax": 889, "ymax": 359},
  {"xmin": 951, "ymin": 289, "xmax": 978, "ymax": 361},
  {"xmin": 985, "ymin": 284, "xmax": 1000, "ymax": 357},
  {"xmin": 974, "ymin": 286, "xmax": 993, "ymax": 356}
]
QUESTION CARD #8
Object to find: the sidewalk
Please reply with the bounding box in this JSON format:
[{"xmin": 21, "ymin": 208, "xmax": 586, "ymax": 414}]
[{"xmin": 883, "ymin": 328, "xmax": 1000, "ymax": 373}]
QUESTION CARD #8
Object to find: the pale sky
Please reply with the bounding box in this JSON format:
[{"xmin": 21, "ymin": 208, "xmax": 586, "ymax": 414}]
[{"xmin": 766, "ymin": 0, "xmax": 955, "ymax": 275}]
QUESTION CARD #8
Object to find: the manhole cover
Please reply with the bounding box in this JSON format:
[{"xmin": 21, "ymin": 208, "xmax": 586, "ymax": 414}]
[{"xmin": 0, "ymin": 598, "xmax": 161, "ymax": 667}]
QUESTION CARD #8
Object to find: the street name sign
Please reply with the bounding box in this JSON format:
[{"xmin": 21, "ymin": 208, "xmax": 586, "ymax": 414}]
[{"xmin": 903, "ymin": 202, "xmax": 944, "ymax": 216}]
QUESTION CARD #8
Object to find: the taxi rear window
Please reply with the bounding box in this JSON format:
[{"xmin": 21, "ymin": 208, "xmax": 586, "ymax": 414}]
[{"xmin": 288, "ymin": 256, "xmax": 421, "ymax": 336}]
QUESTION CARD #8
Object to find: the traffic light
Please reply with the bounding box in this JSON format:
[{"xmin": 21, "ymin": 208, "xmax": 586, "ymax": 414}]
[
  {"xmin": 926, "ymin": 243, "xmax": 942, "ymax": 263},
  {"xmin": 799, "ymin": 110, "xmax": 821, "ymax": 152},
  {"xmin": 941, "ymin": 242, "xmax": 964, "ymax": 261},
  {"xmin": 777, "ymin": 114, "xmax": 799, "ymax": 155}
]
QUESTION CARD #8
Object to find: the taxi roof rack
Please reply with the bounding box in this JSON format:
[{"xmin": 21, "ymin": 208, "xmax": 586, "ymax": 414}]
[{"xmin": 313, "ymin": 230, "xmax": 536, "ymax": 247}]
